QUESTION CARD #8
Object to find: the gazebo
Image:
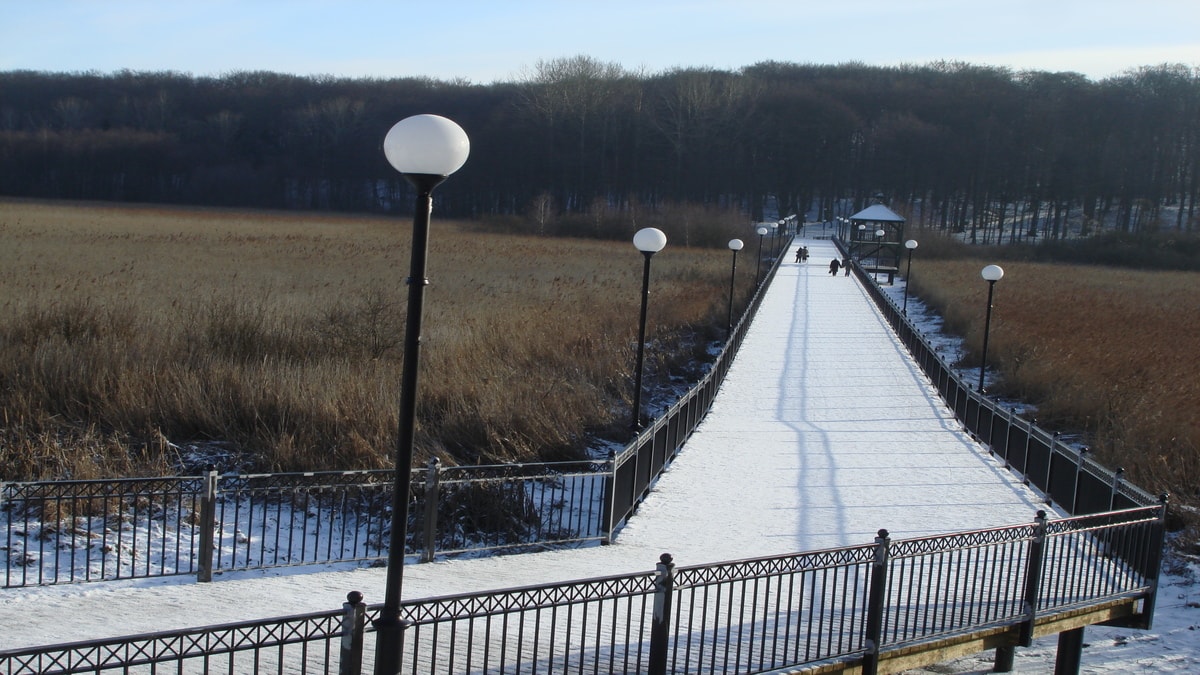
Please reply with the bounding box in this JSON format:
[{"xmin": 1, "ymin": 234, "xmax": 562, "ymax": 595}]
[{"xmin": 842, "ymin": 204, "xmax": 906, "ymax": 284}]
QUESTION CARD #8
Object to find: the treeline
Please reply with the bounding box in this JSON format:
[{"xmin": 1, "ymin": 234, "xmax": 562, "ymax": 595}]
[{"xmin": 1, "ymin": 58, "xmax": 1198, "ymax": 234}]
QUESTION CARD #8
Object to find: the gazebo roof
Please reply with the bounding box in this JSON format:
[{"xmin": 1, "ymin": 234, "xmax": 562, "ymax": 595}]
[{"xmin": 849, "ymin": 204, "xmax": 905, "ymax": 223}]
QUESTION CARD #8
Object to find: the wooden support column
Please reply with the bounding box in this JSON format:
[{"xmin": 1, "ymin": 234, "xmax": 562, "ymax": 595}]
[
  {"xmin": 1053, "ymin": 627, "xmax": 1084, "ymax": 674},
  {"xmin": 993, "ymin": 645, "xmax": 1015, "ymax": 672}
]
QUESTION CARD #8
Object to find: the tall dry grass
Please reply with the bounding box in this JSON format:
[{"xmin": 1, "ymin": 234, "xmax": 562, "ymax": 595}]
[
  {"xmin": 0, "ymin": 200, "xmax": 752, "ymax": 480},
  {"xmin": 909, "ymin": 255, "xmax": 1200, "ymax": 513}
]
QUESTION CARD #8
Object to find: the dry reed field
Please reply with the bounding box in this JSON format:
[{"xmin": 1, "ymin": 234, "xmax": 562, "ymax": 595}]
[
  {"xmin": 0, "ymin": 200, "xmax": 752, "ymax": 481},
  {"xmin": 910, "ymin": 257, "xmax": 1200, "ymax": 517}
]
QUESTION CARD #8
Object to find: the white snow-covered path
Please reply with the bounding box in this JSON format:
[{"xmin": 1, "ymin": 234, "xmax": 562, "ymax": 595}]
[{"xmin": 0, "ymin": 238, "xmax": 1049, "ymax": 649}]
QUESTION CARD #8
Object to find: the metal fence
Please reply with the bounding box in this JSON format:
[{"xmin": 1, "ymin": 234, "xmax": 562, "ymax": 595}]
[
  {"xmin": 2, "ymin": 475, "xmax": 209, "ymax": 587},
  {"xmin": 846, "ymin": 247, "xmax": 1160, "ymax": 515},
  {"xmin": 606, "ymin": 239, "xmax": 787, "ymax": 534},
  {"xmin": 1, "ymin": 461, "xmax": 609, "ymax": 588},
  {"xmin": 0, "ymin": 504, "xmax": 1164, "ymax": 674},
  {"xmin": 0, "ymin": 241, "xmax": 790, "ymax": 589},
  {"xmin": 0, "ymin": 603, "xmax": 348, "ymax": 675}
]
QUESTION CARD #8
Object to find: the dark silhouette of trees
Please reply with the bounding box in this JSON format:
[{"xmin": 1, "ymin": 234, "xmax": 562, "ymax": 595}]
[{"xmin": 1, "ymin": 60, "xmax": 1198, "ymax": 235}]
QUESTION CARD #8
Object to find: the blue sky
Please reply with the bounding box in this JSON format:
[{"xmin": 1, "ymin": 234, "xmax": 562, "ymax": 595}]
[{"xmin": 3, "ymin": 1, "xmax": 1199, "ymax": 82}]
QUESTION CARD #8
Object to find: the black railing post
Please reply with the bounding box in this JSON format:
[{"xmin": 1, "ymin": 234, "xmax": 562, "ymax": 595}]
[
  {"xmin": 1021, "ymin": 420, "xmax": 1035, "ymax": 484},
  {"xmin": 1108, "ymin": 467, "xmax": 1124, "ymax": 511},
  {"xmin": 1019, "ymin": 510, "xmax": 1048, "ymax": 646},
  {"xmin": 862, "ymin": 529, "xmax": 890, "ymax": 675},
  {"xmin": 602, "ymin": 451, "xmax": 617, "ymax": 544},
  {"xmin": 197, "ymin": 468, "xmax": 218, "ymax": 583},
  {"xmin": 340, "ymin": 591, "xmax": 367, "ymax": 675},
  {"xmin": 1135, "ymin": 494, "xmax": 1170, "ymax": 628},
  {"xmin": 973, "ymin": 389, "xmax": 985, "ymax": 439},
  {"xmin": 1001, "ymin": 406, "xmax": 1015, "ymax": 467},
  {"xmin": 648, "ymin": 553, "xmax": 676, "ymax": 675},
  {"xmin": 421, "ymin": 458, "xmax": 440, "ymax": 563},
  {"xmin": 1071, "ymin": 447, "xmax": 1089, "ymax": 515},
  {"xmin": 1044, "ymin": 431, "xmax": 1059, "ymax": 493}
]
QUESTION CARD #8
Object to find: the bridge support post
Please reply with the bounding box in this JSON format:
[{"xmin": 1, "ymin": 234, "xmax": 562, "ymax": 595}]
[
  {"xmin": 1053, "ymin": 627, "xmax": 1084, "ymax": 674},
  {"xmin": 993, "ymin": 645, "xmax": 1015, "ymax": 672}
]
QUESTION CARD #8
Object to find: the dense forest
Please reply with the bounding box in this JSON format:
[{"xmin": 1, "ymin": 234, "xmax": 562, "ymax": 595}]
[{"xmin": 1, "ymin": 58, "xmax": 1198, "ymax": 236}]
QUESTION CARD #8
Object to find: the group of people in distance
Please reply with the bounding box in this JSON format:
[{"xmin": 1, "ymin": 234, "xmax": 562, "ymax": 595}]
[{"xmin": 795, "ymin": 244, "xmax": 850, "ymax": 276}]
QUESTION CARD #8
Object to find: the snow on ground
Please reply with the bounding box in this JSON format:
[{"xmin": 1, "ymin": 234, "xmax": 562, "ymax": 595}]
[{"xmin": 1, "ymin": 239, "xmax": 1196, "ymax": 672}]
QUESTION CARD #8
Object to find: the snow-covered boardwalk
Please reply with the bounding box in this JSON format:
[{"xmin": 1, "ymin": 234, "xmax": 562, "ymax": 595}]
[{"xmin": 0, "ymin": 239, "xmax": 1048, "ymax": 650}]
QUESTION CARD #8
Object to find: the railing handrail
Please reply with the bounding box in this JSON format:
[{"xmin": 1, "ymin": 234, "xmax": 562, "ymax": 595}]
[
  {"xmin": 838, "ymin": 237, "xmax": 1159, "ymax": 511},
  {"xmin": 1, "ymin": 503, "xmax": 1163, "ymax": 674},
  {"xmin": 607, "ymin": 236, "xmax": 792, "ymax": 531}
]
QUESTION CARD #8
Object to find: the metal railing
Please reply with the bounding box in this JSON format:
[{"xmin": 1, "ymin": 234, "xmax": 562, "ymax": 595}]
[
  {"xmin": 2, "ymin": 475, "xmax": 209, "ymax": 587},
  {"xmin": 843, "ymin": 241, "xmax": 1160, "ymax": 515},
  {"xmin": 606, "ymin": 238, "xmax": 789, "ymax": 535},
  {"xmin": 0, "ymin": 603, "xmax": 348, "ymax": 674},
  {"xmin": 1, "ymin": 461, "xmax": 609, "ymax": 588},
  {"xmin": 1, "ymin": 240, "xmax": 791, "ymax": 589},
  {"xmin": 0, "ymin": 504, "xmax": 1164, "ymax": 674}
]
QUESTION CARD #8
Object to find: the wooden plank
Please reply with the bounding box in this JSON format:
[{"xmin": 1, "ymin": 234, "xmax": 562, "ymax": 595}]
[
  {"xmin": 770, "ymin": 598, "xmax": 1142, "ymax": 675},
  {"xmin": 1030, "ymin": 599, "xmax": 1140, "ymax": 639}
]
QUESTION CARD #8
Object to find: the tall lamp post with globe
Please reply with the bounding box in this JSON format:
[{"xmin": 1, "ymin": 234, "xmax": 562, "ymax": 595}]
[
  {"xmin": 631, "ymin": 227, "xmax": 667, "ymax": 430},
  {"xmin": 978, "ymin": 264, "xmax": 1004, "ymax": 392},
  {"xmin": 873, "ymin": 228, "xmax": 885, "ymax": 281},
  {"xmin": 726, "ymin": 238, "xmax": 743, "ymax": 333},
  {"xmin": 754, "ymin": 225, "xmax": 769, "ymax": 287},
  {"xmin": 902, "ymin": 239, "xmax": 918, "ymax": 314},
  {"xmin": 374, "ymin": 114, "xmax": 470, "ymax": 675}
]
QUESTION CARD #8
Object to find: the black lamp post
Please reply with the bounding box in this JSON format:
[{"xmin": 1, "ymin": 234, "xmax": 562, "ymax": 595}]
[
  {"xmin": 776, "ymin": 219, "xmax": 785, "ymax": 255},
  {"xmin": 856, "ymin": 223, "xmax": 866, "ymax": 259},
  {"xmin": 902, "ymin": 239, "xmax": 918, "ymax": 315},
  {"xmin": 632, "ymin": 227, "xmax": 667, "ymax": 430},
  {"xmin": 978, "ymin": 264, "xmax": 1005, "ymax": 392},
  {"xmin": 874, "ymin": 228, "xmax": 885, "ymax": 282},
  {"xmin": 374, "ymin": 114, "xmax": 470, "ymax": 675},
  {"xmin": 726, "ymin": 238, "xmax": 743, "ymax": 333},
  {"xmin": 754, "ymin": 225, "xmax": 768, "ymax": 287}
]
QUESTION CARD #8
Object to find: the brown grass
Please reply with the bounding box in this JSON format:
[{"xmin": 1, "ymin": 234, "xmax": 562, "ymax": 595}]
[
  {"xmin": 909, "ymin": 255, "xmax": 1200, "ymax": 512},
  {"xmin": 0, "ymin": 200, "xmax": 752, "ymax": 480}
]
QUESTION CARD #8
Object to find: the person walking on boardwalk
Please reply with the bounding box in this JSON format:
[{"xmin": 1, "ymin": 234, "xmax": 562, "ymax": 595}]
[
  {"xmin": 829, "ymin": 258, "xmax": 841, "ymax": 275},
  {"xmin": 795, "ymin": 247, "xmax": 803, "ymax": 263},
  {"xmin": 843, "ymin": 257, "xmax": 851, "ymax": 276}
]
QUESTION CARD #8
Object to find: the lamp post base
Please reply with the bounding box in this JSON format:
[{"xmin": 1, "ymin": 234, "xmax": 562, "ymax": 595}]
[{"xmin": 372, "ymin": 615, "xmax": 408, "ymax": 675}]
